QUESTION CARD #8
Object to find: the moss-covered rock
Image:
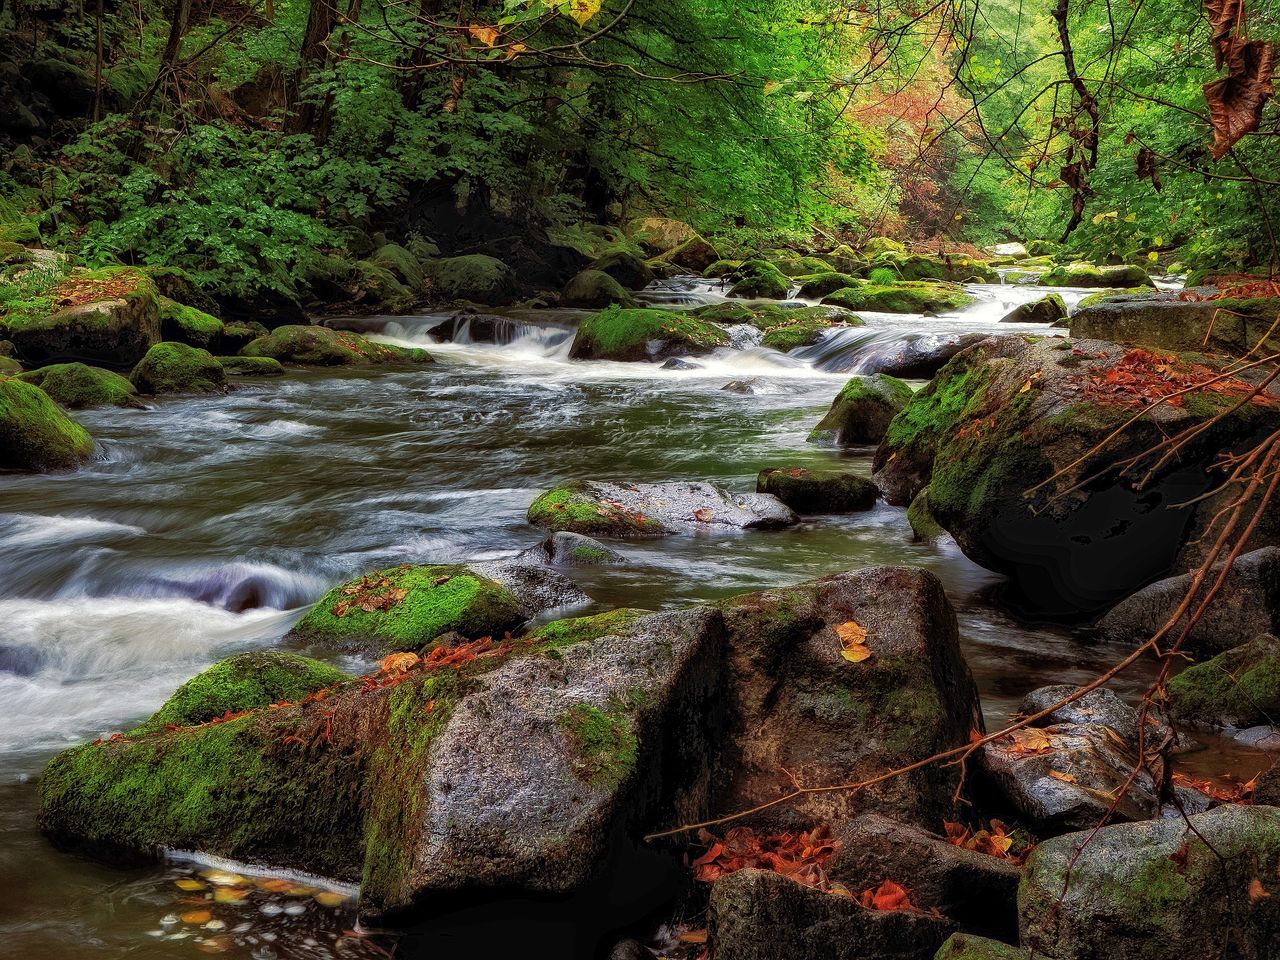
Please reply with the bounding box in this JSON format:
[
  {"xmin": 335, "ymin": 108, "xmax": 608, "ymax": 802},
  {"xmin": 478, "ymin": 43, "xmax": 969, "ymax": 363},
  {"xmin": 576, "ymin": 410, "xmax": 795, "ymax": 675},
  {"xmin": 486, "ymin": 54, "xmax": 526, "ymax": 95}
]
[
  {"xmin": 130, "ymin": 342, "xmax": 226, "ymax": 395},
  {"xmin": 796, "ymin": 271, "xmax": 861, "ymax": 299},
  {"xmin": 655, "ymin": 234, "xmax": 720, "ymax": 272},
  {"xmin": 907, "ymin": 488, "xmax": 945, "ymax": 541},
  {"xmin": 1167, "ymin": 635, "xmax": 1280, "ymax": 727},
  {"xmin": 703, "ymin": 259, "xmax": 744, "ymax": 279},
  {"xmin": 773, "ymin": 255, "xmax": 834, "ymax": 278},
  {"xmin": 756, "ymin": 467, "xmax": 878, "ymax": 513},
  {"xmin": 823, "ymin": 281, "xmax": 974, "ymax": 314},
  {"xmin": 140, "ymin": 266, "xmax": 219, "ymax": 315},
  {"xmin": 628, "ymin": 217, "xmax": 697, "ymax": 255},
  {"xmin": 1041, "ymin": 262, "xmax": 1154, "ymax": 288},
  {"xmin": 428, "ymin": 255, "xmax": 517, "ymax": 304},
  {"xmin": 288, "ymin": 564, "xmax": 529, "ymax": 654},
  {"xmin": 158, "ymin": 296, "xmax": 224, "ymax": 349},
  {"xmin": 1000, "ymin": 294, "xmax": 1067, "ymax": 324},
  {"xmin": 889, "ymin": 254, "xmax": 999, "ymax": 284},
  {"xmin": 692, "ymin": 301, "xmax": 758, "ymax": 325},
  {"xmin": 818, "ymin": 244, "xmax": 865, "ymax": 274},
  {"xmin": 934, "ymin": 934, "xmax": 1028, "ymax": 959},
  {"xmin": 862, "ymin": 237, "xmax": 907, "ymax": 257},
  {"xmin": 219, "ymin": 320, "xmax": 270, "ymax": 353},
  {"xmin": 568, "ymin": 305, "xmax": 729, "ymax": 362},
  {"xmin": 3, "ymin": 266, "xmax": 161, "ymax": 369},
  {"xmin": 216, "ymin": 355, "xmax": 285, "ymax": 376},
  {"xmin": 528, "ymin": 481, "xmax": 669, "ymax": 537},
  {"xmin": 560, "ymin": 269, "xmax": 636, "ymax": 308},
  {"xmin": 240, "ymin": 325, "xmax": 433, "ymax": 366},
  {"xmin": 140, "ymin": 651, "xmax": 350, "ymax": 732},
  {"xmin": 353, "ymin": 261, "xmax": 415, "ymax": 309},
  {"xmin": 0, "ymin": 376, "xmax": 96, "ymax": 470},
  {"xmin": 0, "ymin": 356, "xmax": 21, "ymax": 374},
  {"xmin": 808, "ymin": 373, "xmax": 913, "ymax": 446},
  {"xmin": 590, "ymin": 249, "xmax": 653, "ymax": 290},
  {"xmin": 759, "ymin": 306, "xmax": 865, "ymax": 351},
  {"xmin": 369, "ymin": 242, "xmax": 426, "ymax": 290},
  {"xmin": 1071, "ymin": 290, "xmax": 1280, "ymax": 354},
  {"xmin": 728, "ymin": 259, "xmax": 789, "ymax": 299},
  {"xmin": 15, "ymin": 362, "xmax": 140, "ymax": 409}
]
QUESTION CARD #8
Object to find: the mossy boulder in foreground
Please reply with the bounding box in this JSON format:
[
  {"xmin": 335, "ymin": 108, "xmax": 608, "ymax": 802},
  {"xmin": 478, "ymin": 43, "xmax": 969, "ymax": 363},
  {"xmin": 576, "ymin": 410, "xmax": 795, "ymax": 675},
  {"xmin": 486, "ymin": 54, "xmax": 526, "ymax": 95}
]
[
  {"xmin": 1019, "ymin": 805, "xmax": 1280, "ymax": 959},
  {"xmin": 240, "ymin": 325, "xmax": 433, "ymax": 366},
  {"xmin": 287, "ymin": 564, "xmax": 530, "ymax": 654},
  {"xmin": 568, "ymin": 305, "xmax": 729, "ymax": 362},
  {"xmin": 756, "ymin": 467, "xmax": 878, "ymax": 513},
  {"xmin": 3, "ymin": 266, "xmax": 161, "ymax": 369},
  {"xmin": 15, "ymin": 362, "xmax": 140, "ymax": 408},
  {"xmin": 130, "ymin": 342, "xmax": 226, "ymax": 394},
  {"xmin": 0, "ymin": 376, "xmax": 95, "ymax": 470},
  {"xmin": 872, "ymin": 335, "xmax": 1280, "ymax": 615},
  {"xmin": 809, "ymin": 373, "xmax": 913, "ymax": 446},
  {"xmin": 822, "ymin": 281, "xmax": 973, "ymax": 314}
]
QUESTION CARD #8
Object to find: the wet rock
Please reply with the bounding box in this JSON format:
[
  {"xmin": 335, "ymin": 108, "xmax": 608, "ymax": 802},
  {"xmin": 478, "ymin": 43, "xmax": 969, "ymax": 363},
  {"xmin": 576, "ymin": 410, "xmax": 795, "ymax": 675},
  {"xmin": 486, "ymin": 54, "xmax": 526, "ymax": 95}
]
[
  {"xmin": 0, "ymin": 377, "xmax": 95, "ymax": 471},
  {"xmin": 757, "ymin": 467, "xmax": 878, "ymax": 513},
  {"xmin": 729, "ymin": 259, "xmax": 790, "ymax": 300},
  {"xmin": 1097, "ymin": 548, "xmax": 1280, "ymax": 657},
  {"xmin": 935, "ymin": 934, "xmax": 1029, "ymax": 960},
  {"xmin": 1019, "ymin": 805, "xmax": 1280, "ymax": 959},
  {"xmin": 654, "ymin": 234, "xmax": 720, "ymax": 273},
  {"xmin": 469, "ymin": 560, "xmax": 591, "ymax": 612},
  {"xmin": 1168, "ymin": 634, "xmax": 1280, "ymax": 728},
  {"xmin": 569, "ymin": 307, "xmax": 728, "ymax": 362},
  {"xmin": 858, "ymin": 333, "xmax": 988, "ymax": 379},
  {"xmin": 516, "ymin": 531, "xmax": 627, "ymax": 566},
  {"xmin": 758, "ymin": 307, "xmax": 863, "ymax": 351},
  {"xmin": 808, "ymin": 373, "xmax": 913, "ymax": 446},
  {"xmin": 1000, "ymin": 295, "xmax": 1066, "ymax": 324},
  {"xmin": 827, "ymin": 814, "xmax": 1021, "ymax": 940},
  {"xmin": 721, "ymin": 379, "xmax": 760, "ymax": 394},
  {"xmin": 1255, "ymin": 757, "xmax": 1280, "ymax": 805},
  {"xmin": 908, "ymin": 489, "xmax": 945, "ymax": 541},
  {"xmin": 427, "ymin": 254, "xmax": 517, "ymax": 304},
  {"xmin": 822, "ymin": 281, "xmax": 973, "ymax": 314},
  {"xmin": 130, "ymin": 342, "xmax": 227, "ymax": 395},
  {"xmin": 661, "ymin": 357, "xmax": 701, "ymax": 370},
  {"xmin": 1071, "ymin": 287, "xmax": 1280, "ymax": 355},
  {"xmin": 714, "ymin": 566, "xmax": 983, "ymax": 828},
  {"xmin": 527, "ymin": 479, "xmax": 797, "ymax": 538},
  {"xmin": 158, "ymin": 297, "xmax": 224, "ymax": 350},
  {"xmin": 561, "ymin": 269, "xmax": 637, "ymax": 309},
  {"xmin": 985, "ymin": 242, "xmax": 1029, "ymax": 260},
  {"xmin": 6, "ymin": 266, "xmax": 161, "ymax": 369},
  {"xmin": 709, "ymin": 867, "xmax": 954, "ymax": 960},
  {"xmin": 219, "ymin": 320, "xmax": 269, "ymax": 353},
  {"xmin": 39, "ymin": 607, "xmax": 724, "ymax": 924},
  {"xmin": 369, "ymin": 242, "xmax": 426, "ymax": 290},
  {"xmin": 1041, "ymin": 262, "xmax": 1154, "ymax": 288},
  {"xmin": 1017, "ymin": 685, "xmax": 1159, "ymax": 750},
  {"xmin": 590, "ymin": 250, "xmax": 653, "ymax": 290},
  {"xmin": 871, "ymin": 336, "xmax": 1280, "ymax": 615},
  {"xmin": 241, "ymin": 325, "xmax": 433, "ymax": 366},
  {"xmin": 15, "ymin": 362, "xmax": 141, "ymax": 408},
  {"xmin": 774, "ymin": 255, "xmax": 834, "ymax": 278},
  {"xmin": 216, "ymin": 355, "xmax": 285, "ymax": 377}
]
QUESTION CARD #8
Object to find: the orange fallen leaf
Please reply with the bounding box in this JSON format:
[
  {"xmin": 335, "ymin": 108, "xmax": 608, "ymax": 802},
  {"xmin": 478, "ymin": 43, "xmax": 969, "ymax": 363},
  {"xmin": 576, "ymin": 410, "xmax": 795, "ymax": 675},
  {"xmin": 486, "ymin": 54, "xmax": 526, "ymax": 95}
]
[
  {"xmin": 835, "ymin": 620, "xmax": 872, "ymax": 663},
  {"xmin": 1048, "ymin": 770, "xmax": 1077, "ymax": 783},
  {"xmin": 1250, "ymin": 878, "xmax": 1272, "ymax": 902},
  {"xmin": 180, "ymin": 910, "xmax": 212, "ymax": 924},
  {"xmin": 678, "ymin": 930, "xmax": 709, "ymax": 944},
  {"xmin": 378, "ymin": 652, "xmax": 419, "ymax": 675},
  {"xmin": 860, "ymin": 879, "xmax": 917, "ymax": 912},
  {"xmin": 693, "ymin": 507, "xmax": 714, "ymax": 522}
]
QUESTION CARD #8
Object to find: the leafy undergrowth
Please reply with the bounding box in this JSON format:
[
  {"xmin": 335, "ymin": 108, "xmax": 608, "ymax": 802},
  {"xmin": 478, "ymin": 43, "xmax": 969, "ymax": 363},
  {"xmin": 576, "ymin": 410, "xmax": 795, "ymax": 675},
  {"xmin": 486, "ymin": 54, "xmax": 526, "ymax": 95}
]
[{"xmin": 1081, "ymin": 347, "xmax": 1276, "ymax": 408}]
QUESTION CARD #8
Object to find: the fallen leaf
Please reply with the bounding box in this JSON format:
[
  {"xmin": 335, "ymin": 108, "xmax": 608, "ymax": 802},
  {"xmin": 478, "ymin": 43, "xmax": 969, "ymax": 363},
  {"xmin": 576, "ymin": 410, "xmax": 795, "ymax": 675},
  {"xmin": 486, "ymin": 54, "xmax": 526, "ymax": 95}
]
[
  {"xmin": 1250, "ymin": 878, "xmax": 1272, "ymax": 902},
  {"xmin": 378, "ymin": 652, "xmax": 419, "ymax": 676},
  {"xmin": 693, "ymin": 507, "xmax": 714, "ymax": 522},
  {"xmin": 467, "ymin": 24, "xmax": 500, "ymax": 45},
  {"xmin": 860, "ymin": 879, "xmax": 918, "ymax": 912},
  {"xmin": 678, "ymin": 930, "xmax": 709, "ymax": 944},
  {"xmin": 180, "ymin": 910, "xmax": 212, "ymax": 924},
  {"xmin": 174, "ymin": 878, "xmax": 206, "ymax": 891},
  {"xmin": 1048, "ymin": 770, "xmax": 1077, "ymax": 783},
  {"xmin": 835, "ymin": 620, "xmax": 873, "ymax": 662}
]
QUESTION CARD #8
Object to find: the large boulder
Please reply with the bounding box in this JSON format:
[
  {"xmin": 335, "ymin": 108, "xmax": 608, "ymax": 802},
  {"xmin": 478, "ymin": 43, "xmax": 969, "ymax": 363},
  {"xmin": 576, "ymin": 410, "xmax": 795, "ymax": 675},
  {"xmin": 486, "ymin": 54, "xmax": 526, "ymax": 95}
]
[
  {"xmin": 712, "ymin": 567, "xmax": 983, "ymax": 829},
  {"xmin": 1167, "ymin": 634, "xmax": 1280, "ymax": 727},
  {"xmin": 757, "ymin": 467, "xmax": 878, "ymax": 513},
  {"xmin": 41, "ymin": 607, "xmax": 724, "ymax": 923},
  {"xmin": 872, "ymin": 335, "xmax": 1280, "ymax": 615},
  {"xmin": 796, "ymin": 271, "xmax": 861, "ymax": 299},
  {"xmin": 728, "ymin": 259, "xmax": 790, "ymax": 300},
  {"xmin": 528, "ymin": 479, "xmax": 797, "ymax": 537},
  {"xmin": 1041, "ymin": 262, "xmax": 1154, "ymax": 288},
  {"xmin": 1070, "ymin": 289, "xmax": 1280, "ymax": 354},
  {"xmin": 15, "ymin": 362, "xmax": 141, "ymax": 409},
  {"xmin": 1097, "ymin": 548, "xmax": 1280, "ymax": 657},
  {"xmin": 4, "ymin": 266, "xmax": 161, "ymax": 369},
  {"xmin": 835, "ymin": 334, "xmax": 988, "ymax": 380},
  {"xmin": 157, "ymin": 296, "xmax": 224, "ymax": 350},
  {"xmin": 560, "ymin": 269, "xmax": 636, "ymax": 308},
  {"xmin": 130, "ymin": 342, "xmax": 226, "ymax": 395},
  {"xmin": 590, "ymin": 250, "xmax": 653, "ymax": 290},
  {"xmin": 568, "ymin": 306, "xmax": 728, "ymax": 362},
  {"xmin": 808, "ymin": 374, "xmax": 913, "ymax": 446},
  {"xmin": 428, "ymin": 255, "xmax": 517, "ymax": 304},
  {"xmin": 0, "ymin": 376, "xmax": 95, "ymax": 471},
  {"xmin": 823, "ymin": 282, "xmax": 973, "ymax": 314},
  {"xmin": 889, "ymin": 254, "xmax": 999, "ymax": 284},
  {"xmin": 627, "ymin": 217, "xmax": 697, "ymax": 255},
  {"xmin": 654, "ymin": 234, "xmax": 720, "ymax": 273},
  {"xmin": 286, "ymin": 563, "xmax": 534, "ymax": 655},
  {"xmin": 709, "ymin": 868, "xmax": 954, "ymax": 960},
  {"xmin": 241, "ymin": 325, "xmax": 433, "ymax": 366},
  {"xmin": 1019, "ymin": 805, "xmax": 1280, "ymax": 959},
  {"xmin": 1000, "ymin": 295, "xmax": 1067, "ymax": 325}
]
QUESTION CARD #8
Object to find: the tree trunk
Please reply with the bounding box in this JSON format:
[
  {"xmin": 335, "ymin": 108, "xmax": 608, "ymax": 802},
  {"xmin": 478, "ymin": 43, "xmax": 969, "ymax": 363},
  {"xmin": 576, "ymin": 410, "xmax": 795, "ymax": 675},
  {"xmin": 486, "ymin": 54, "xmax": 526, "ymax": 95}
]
[
  {"xmin": 287, "ymin": 0, "xmax": 336, "ymax": 132},
  {"xmin": 92, "ymin": 0, "xmax": 103, "ymax": 121}
]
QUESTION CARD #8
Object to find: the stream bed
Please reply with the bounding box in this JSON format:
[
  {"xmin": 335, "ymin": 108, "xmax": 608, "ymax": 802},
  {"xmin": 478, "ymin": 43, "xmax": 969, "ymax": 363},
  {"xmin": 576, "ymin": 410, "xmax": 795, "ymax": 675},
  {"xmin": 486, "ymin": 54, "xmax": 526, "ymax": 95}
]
[{"xmin": 1, "ymin": 278, "xmax": 1268, "ymax": 958}]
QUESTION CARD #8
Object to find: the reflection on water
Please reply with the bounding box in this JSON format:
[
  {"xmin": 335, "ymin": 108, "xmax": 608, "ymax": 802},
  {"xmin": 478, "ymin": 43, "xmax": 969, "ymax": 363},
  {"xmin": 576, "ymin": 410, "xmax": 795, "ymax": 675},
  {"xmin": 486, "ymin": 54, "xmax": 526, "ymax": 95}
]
[{"xmin": 0, "ymin": 276, "xmax": 1264, "ymax": 959}]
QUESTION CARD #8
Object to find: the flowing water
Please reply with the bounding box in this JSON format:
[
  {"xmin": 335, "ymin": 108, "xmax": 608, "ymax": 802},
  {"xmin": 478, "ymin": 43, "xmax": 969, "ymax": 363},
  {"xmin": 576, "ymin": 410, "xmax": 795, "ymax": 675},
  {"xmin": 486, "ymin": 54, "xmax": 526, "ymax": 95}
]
[{"xmin": 0, "ymin": 278, "xmax": 1267, "ymax": 959}]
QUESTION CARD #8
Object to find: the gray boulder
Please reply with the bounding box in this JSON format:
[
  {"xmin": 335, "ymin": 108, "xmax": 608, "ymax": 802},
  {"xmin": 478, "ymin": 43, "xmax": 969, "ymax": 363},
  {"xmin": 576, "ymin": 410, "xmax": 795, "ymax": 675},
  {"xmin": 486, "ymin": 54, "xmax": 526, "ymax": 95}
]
[
  {"xmin": 1070, "ymin": 288, "xmax": 1280, "ymax": 354},
  {"xmin": 469, "ymin": 560, "xmax": 591, "ymax": 612},
  {"xmin": 757, "ymin": 466, "xmax": 878, "ymax": 513},
  {"xmin": 516, "ymin": 531, "xmax": 627, "ymax": 567}
]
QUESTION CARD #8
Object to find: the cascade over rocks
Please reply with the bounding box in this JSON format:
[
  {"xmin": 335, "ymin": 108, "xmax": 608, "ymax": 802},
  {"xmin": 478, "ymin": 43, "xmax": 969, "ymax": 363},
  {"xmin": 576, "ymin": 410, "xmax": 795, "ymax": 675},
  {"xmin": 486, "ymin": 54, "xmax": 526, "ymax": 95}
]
[
  {"xmin": 1019, "ymin": 805, "xmax": 1280, "ymax": 960},
  {"xmin": 872, "ymin": 335, "xmax": 1280, "ymax": 615},
  {"xmin": 527, "ymin": 479, "xmax": 798, "ymax": 537}
]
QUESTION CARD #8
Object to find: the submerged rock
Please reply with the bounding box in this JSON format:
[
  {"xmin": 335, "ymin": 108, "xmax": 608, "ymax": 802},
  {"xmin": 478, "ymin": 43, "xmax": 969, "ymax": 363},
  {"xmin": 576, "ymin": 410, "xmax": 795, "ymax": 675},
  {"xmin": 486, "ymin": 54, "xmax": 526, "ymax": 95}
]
[
  {"xmin": 1097, "ymin": 547, "xmax": 1280, "ymax": 657},
  {"xmin": 1000, "ymin": 294, "xmax": 1066, "ymax": 324},
  {"xmin": 568, "ymin": 306, "xmax": 728, "ymax": 362},
  {"xmin": 286, "ymin": 563, "xmax": 531, "ymax": 655},
  {"xmin": 808, "ymin": 373, "xmax": 913, "ymax": 446},
  {"xmin": 15, "ymin": 362, "xmax": 141, "ymax": 408},
  {"xmin": 1019, "ymin": 805, "xmax": 1280, "ymax": 959},
  {"xmin": 871, "ymin": 335, "xmax": 1280, "ymax": 615},
  {"xmin": 516, "ymin": 531, "xmax": 627, "ymax": 566},
  {"xmin": 130, "ymin": 342, "xmax": 226, "ymax": 395},
  {"xmin": 756, "ymin": 466, "xmax": 878, "ymax": 513},
  {"xmin": 527, "ymin": 479, "xmax": 797, "ymax": 537},
  {"xmin": 0, "ymin": 376, "xmax": 95, "ymax": 471},
  {"xmin": 5, "ymin": 266, "xmax": 161, "ymax": 369},
  {"xmin": 241, "ymin": 325, "xmax": 433, "ymax": 366},
  {"xmin": 709, "ymin": 868, "xmax": 954, "ymax": 960},
  {"xmin": 1168, "ymin": 634, "xmax": 1280, "ymax": 728}
]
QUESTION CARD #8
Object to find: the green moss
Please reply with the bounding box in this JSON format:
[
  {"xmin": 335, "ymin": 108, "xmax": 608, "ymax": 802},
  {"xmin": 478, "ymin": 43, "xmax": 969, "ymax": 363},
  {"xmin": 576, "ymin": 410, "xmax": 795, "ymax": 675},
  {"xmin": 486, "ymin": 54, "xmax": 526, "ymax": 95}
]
[
  {"xmin": 795, "ymin": 271, "xmax": 860, "ymax": 299},
  {"xmin": 217, "ymin": 355, "xmax": 285, "ymax": 376},
  {"xmin": 772, "ymin": 255, "xmax": 832, "ymax": 277},
  {"xmin": 866, "ymin": 266, "xmax": 899, "ymax": 285},
  {"xmin": 241, "ymin": 325, "xmax": 432, "ymax": 366},
  {"xmin": 562, "ymin": 269, "xmax": 636, "ymax": 308},
  {"xmin": 524, "ymin": 608, "xmax": 647, "ymax": 652},
  {"xmin": 1168, "ymin": 636, "xmax": 1280, "ymax": 726},
  {"xmin": 691, "ymin": 301, "xmax": 757, "ymax": 325},
  {"xmin": 1074, "ymin": 287, "xmax": 1159, "ymax": 310},
  {"xmin": 862, "ymin": 237, "xmax": 906, "ymax": 256},
  {"xmin": 0, "ymin": 377, "xmax": 95, "ymax": 470},
  {"xmin": 882, "ymin": 361, "xmax": 992, "ymax": 454},
  {"xmin": 290, "ymin": 564, "xmax": 528, "ymax": 653},
  {"xmin": 527, "ymin": 482, "xmax": 667, "ymax": 536},
  {"xmin": 130, "ymin": 341, "xmax": 226, "ymax": 394},
  {"xmin": 822, "ymin": 281, "xmax": 973, "ymax": 314},
  {"xmin": 569, "ymin": 306, "xmax": 729, "ymax": 362},
  {"xmin": 935, "ymin": 933, "xmax": 1029, "ymax": 959},
  {"xmin": 557, "ymin": 691, "xmax": 648, "ymax": 789},
  {"xmin": 158, "ymin": 296, "xmax": 224, "ymax": 349},
  {"xmin": 141, "ymin": 651, "xmax": 350, "ymax": 732},
  {"xmin": 808, "ymin": 373, "xmax": 912, "ymax": 445},
  {"xmin": 907, "ymin": 488, "xmax": 944, "ymax": 540},
  {"xmin": 370, "ymin": 243, "xmax": 425, "ymax": 289},
  {"xmin": 428, "ymin": 254, "xmax": 515, "ymax": 303},
  {"xmin": 888, "ymin": 254, "xmax": 998, "ymax": 284},
  {"xmin": 703, "ymin": 259, "xmax": 744, "ymax": 279},
  {"xmin": 2, "ymin": 265, "xmax": 158, "ymax": 333},
  {"xmin": 728, "ymin": 259, "xmax": 789, "ymax": 299},
  {"xmin": 15, "ymin": 362, "xmax": 139, "ymax": 409},
  {"xmin": 1043, "ymin": 263, "xmax": 1154, "ymax": 288}
]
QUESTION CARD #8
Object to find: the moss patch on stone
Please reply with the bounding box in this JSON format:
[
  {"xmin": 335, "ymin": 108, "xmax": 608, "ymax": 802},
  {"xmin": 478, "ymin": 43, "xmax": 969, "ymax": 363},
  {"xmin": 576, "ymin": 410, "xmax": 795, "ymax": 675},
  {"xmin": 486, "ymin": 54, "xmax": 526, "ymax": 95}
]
[
  {"xmin": 158, "ymin": 297, "xmax": 224, "ymax": 349},
  {"xmin": 241, "ymin": 325, "xmax": 432, "ymax": 366},
  {"xmin": 728, "ymin": 259, "xmax": 789, "ymax": 299},
  {"xmin": 808, "ymin": 373, "xmax": 913, "ymax": 445},
  {"xmin": 16, "ymin": 362, "xmax": 139, "ymax": 409},
  {"xmin": 1043, "ymin": 263, "xmax": 1154, "ymax": 288},
  {"xmin": 217, "ymin": 355, "xmax": 285, "ymax": 376},
  {"xmin": 523, "ymin": 608, "xmax": 647, "ymax": 653},
  {"xmin": 822, "ymin": 281, "xmax": 973, "ymax": 314},
  {"xmin": 569, "ymin": 306, "xmax": 729, "ymax": 362},
  {"xmin": 1168, "ymin": 635, "xmax": 1280, "ymax": 727},
  {"xmin": 756, "ymin": 467, "xmax": 878, "ymax": 513},
  {"xmin": 527, "ymin": 482, "xmax": 668, "ymax": 536},
  {"xmin": 130, "ymin": 341, "xmax": 226, "ymax": 394},
  {"xmin": 557, "ymin": 690, "xmax": 648, "ymax": 789},
  {"xmin": 0, "ymin": 376, "xmax": 95, "ymax": 470}
]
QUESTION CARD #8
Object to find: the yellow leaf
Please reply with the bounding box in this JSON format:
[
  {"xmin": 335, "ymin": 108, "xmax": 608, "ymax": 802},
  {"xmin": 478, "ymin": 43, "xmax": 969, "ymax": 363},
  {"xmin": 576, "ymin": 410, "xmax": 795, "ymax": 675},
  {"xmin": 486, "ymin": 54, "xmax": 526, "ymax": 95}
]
[
  {"xmin": 834, "ymin": 620, "xmax": 868, "ymax": 645},
  {"xmin": 841, "ymin": 644, "xmax": 872, "ymax": 663},
  {"xmin": 180, "ymin": 910, "xmax": 212, "ymax": 925},
  {"xmin": 564, "ymin": 0, "xmax": 600, "ymax": 26},
  {"xmin": 314, "ymin": 891, "xmax": 348, "ymax": 908},
  {"xmin": 763, "ymin": 81, "xmax": 780, "ymax": 95},
  {"xmin": 467, "ymin": 24, "xmax": 500, "ymax": 45},
  {"xmin": 1147, "ymin": 251, "xmax": 1159, "ymax": 262},
  {"xmin": 213, "ymin": 887, "xmax": 249, "ymax": 904},
  {"xmin": 174, "ymin": 878, "xmax": 206, "ymax": 891}
]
